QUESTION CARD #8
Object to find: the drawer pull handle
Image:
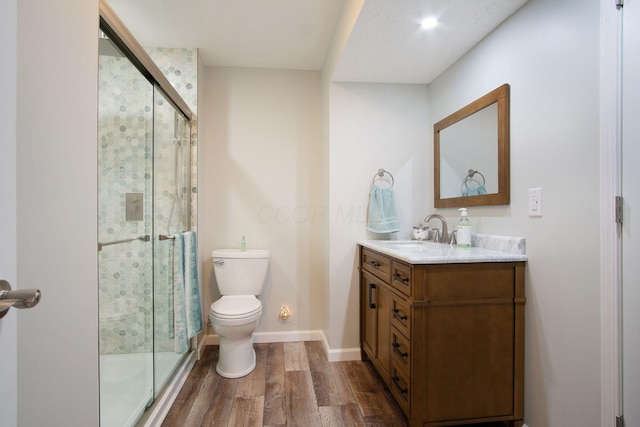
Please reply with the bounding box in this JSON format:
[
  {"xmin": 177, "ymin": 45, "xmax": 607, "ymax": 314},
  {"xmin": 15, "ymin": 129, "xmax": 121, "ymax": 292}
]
[
  {"xmin": 392, "ymin": 342, "xmax": 408, "ymax": 358},
  {"xmin": 392, "ymin": 308, "xmax": 407, "ymax": 321},
  {"xmin": 368, "ymin": 260, "xmax": 381, "ymax": 268},
  {"xmin": 392, "ymin": 376, "xmax": 408, "ymax": 395},
  {"xmin": 392, "ymin": 273, "xmax": 409, "ymax": 284},
  {"xmin": 368, "ymin": 283, "xmax": 376, "ymax": 309}
]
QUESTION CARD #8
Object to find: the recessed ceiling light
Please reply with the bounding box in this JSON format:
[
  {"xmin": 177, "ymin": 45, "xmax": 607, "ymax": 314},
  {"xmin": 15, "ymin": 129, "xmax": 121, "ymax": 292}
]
[{"xmin": 421, "ymin": 17, "xmax": 438, "ymax": 30}]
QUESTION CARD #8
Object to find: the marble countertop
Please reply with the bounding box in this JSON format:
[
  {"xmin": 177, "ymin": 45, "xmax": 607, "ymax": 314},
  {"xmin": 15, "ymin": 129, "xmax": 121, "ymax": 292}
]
[{"xmin": 358, "ymin": 235, "xmax": 527, "ymax": 265}]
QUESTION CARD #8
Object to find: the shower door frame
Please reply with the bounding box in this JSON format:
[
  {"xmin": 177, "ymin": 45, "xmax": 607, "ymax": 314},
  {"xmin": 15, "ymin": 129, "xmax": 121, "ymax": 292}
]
[{"xmin": 99, "ymin": 1, "xmax": 194, "ymax": 123}]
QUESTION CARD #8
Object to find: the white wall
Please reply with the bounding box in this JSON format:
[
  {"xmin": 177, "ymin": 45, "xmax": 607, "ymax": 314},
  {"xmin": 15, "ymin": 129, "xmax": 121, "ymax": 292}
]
[
  {"xmin": 321, "ymin": 0, "xmax": 365, "ymax": 354},
  {"xmin": 427, "ymin": 0, "xmax": 601, "ymax": 425},
  {"xmin": 17, "ymin": 0, "xmax": 100, "ymax": 425},
  {"xmin": 201, "ymin": 67, "xmax": 323, "ymax": 336},
  {"xmin": 328, "ymin": 82, "xmax": 429, "ymax": 349},
  {"xmin": 0, "ymin": 0, "xmax": 18, "ymax": 425},
  {"xmin": 196, "ymin": 49, "xmax": 207, "ymax": 349}
]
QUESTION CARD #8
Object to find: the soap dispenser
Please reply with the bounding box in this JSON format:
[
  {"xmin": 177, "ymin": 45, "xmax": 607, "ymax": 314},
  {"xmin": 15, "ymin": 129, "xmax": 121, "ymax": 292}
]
[
  {"xmin": 240, "ymin": 235, "xmax": 246, "ymax": 252},
  {"xmin": 456, "ymin": 208, "xmax": 471, "ymax": 248}
]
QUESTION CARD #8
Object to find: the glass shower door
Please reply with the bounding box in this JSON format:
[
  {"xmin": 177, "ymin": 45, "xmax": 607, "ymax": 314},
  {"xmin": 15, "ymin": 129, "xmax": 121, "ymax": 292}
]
[
  {"xmin": 152, "ymin": 87, "xmax": 191, "ymax": 394},
  {"xmin": 98, "ymin": 34, "xmax": 155, "ymax": 427}
]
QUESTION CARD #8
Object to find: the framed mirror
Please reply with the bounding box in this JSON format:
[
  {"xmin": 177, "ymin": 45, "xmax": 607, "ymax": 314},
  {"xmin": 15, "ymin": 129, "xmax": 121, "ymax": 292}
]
[{"xmin": 434, "ymin": 84, "xmax": 510, "ymax": 208}]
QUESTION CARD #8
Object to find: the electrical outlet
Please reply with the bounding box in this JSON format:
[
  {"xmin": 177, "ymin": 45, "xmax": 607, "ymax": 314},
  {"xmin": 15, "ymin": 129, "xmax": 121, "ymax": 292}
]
[{"xmin": 528, "ymin": 187, "xmax": 542, "ymax": 217}]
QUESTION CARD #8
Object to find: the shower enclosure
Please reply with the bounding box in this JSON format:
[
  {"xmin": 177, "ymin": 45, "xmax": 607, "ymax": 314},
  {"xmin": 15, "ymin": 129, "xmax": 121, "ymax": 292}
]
[{"xmin": 97, "ymin": 12, "xmax": 195, "ymax": 427}]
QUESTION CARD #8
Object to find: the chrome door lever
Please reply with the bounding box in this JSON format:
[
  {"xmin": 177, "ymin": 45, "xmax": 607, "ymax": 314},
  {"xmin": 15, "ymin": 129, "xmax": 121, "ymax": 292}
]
[{"xmin": 0, "ymin": 279, "xmax": 41, "ymax": 319}]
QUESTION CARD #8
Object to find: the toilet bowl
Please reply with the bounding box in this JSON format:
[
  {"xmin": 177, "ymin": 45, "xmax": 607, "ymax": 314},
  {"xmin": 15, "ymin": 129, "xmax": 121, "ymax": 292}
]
[
  {"xmin": 209, "ymin": 295, "xmax": 262, "ymax": 377},
  {"xmin": 210, "ymin": 249, "xmax": 269, "ymax": 378}
]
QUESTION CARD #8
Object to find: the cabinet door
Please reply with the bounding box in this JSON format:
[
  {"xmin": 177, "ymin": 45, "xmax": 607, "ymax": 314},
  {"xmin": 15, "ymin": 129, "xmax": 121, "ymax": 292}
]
[
  {"xmin": 361, "ymin": 270, "xmax": 392, "ymax": 382},
  {"xmin": 422, "ymin": 298, "xmax": 515, "ymax": 422},
  {"xmin": 361, "ymin": 271, "xmax": 378, "ymax": 359}
]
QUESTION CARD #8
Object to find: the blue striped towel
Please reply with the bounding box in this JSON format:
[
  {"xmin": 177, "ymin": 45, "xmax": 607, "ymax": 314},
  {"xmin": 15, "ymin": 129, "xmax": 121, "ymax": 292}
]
[
  {"xmin": 173, "ymin": 231, "xmax": 203, "ymax": 353},
  {"xmin": 367, "ymin": 185, "xmax": 400, "ymax": 233}
]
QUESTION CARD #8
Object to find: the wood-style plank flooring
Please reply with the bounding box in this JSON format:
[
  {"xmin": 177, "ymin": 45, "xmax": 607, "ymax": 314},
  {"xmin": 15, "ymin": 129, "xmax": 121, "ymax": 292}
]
[
  {"xmin": 161, "ymin": 341, "xmax": 512, "ymax": 427},
  {"xmin": 161, "ymin": 341, "xmax": 407, "ymax": 427}
]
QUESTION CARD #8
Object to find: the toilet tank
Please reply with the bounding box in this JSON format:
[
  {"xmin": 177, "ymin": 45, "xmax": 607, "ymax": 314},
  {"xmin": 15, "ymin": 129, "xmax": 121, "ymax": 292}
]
[{"xmin": 212, "ymin": 249, "xmax": 269, "ymax": 295}]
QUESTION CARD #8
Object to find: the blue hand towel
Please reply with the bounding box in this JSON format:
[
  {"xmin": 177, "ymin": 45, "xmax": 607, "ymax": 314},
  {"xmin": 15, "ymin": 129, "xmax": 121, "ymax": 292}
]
[
  {"xmin": 172, "ymin": 233, "xmax": 188, "ymax": 353},
  {"xmin": 462, "ymin": 185, "xmax": 487, "ymax": 197},
  {"xmin": 367, "ymin": 185, "xmax": 400, "ymax": 233},
  {"xmin": 172, "ymin": 231, "xmax": 203, "ymax": 353},
  {"xmin": 183, "ymin": 231, "xmax": 203, "ymax": 339}
]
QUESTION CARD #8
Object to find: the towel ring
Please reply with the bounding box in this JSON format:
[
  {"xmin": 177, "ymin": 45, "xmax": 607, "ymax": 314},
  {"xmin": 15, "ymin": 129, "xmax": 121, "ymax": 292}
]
[
  {"xmin": 372, "ymin": 168, "xmax": 394, "ymax": 187},
  {"xmin": 461, "ymin": 169, "xmax": 485, "ymax": 192}
]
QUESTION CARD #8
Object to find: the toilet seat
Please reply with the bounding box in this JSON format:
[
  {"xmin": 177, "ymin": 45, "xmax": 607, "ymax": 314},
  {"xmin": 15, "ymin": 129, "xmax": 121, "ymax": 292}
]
[{"xmin": 210, "ymin": 295, "xmax": 262, "ymax": 320}]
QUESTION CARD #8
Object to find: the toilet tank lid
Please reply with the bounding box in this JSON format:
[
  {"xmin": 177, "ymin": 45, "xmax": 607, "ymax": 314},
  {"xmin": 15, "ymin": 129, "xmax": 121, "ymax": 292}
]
[{"xmin": 212, "ymin": 249, "xmax": 269, "ymax": 259}]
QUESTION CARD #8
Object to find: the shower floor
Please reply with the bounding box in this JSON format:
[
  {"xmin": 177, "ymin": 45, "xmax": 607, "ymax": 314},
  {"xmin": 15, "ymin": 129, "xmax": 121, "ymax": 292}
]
[{"xmin": 100, "ymin": 351, "xmax": 184, "ymax": 427}]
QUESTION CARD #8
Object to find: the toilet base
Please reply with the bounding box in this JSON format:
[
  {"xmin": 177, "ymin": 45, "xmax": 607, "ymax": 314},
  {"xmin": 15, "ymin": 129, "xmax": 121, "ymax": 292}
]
[{"xmin": 215, "ymin": 333, "xmax": 257, "ymax": 378}]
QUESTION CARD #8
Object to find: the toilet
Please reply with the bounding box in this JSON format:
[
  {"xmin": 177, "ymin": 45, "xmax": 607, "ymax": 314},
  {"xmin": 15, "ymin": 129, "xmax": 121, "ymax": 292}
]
[{"xmin": 209, "ymin": 248, "xmax": 269, "ymax": 378}]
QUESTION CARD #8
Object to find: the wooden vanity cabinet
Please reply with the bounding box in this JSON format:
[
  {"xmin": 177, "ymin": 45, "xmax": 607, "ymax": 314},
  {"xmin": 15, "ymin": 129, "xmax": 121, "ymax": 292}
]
[{"xmin": 359, "ymin": 246, "xmax": 526, "ymax": 427}]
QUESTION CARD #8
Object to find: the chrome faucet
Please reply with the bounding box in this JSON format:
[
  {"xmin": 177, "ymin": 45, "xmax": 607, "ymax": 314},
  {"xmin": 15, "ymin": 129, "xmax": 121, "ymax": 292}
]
[{"xmin": 424, "ymin": 213, "xmax": 449, "ymax": 244}]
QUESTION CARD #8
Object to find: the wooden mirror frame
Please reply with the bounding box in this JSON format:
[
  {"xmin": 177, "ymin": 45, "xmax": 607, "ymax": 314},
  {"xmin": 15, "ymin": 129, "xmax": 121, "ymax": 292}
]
[{"xmin": 434, "ymin": 84, "xmax": 510, "ymax": 208}]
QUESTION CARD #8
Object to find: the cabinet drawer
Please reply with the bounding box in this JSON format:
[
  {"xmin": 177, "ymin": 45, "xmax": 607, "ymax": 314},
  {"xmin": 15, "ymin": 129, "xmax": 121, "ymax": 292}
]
[
  {"xmin": 391, "ymin": 261, "xmax": 412, "ymax": 297},
  {"xmin": 390, "ymin": 295, "xmax": 410, "ymax": 338},
  {"xmin": 390, "ymin": 362, "xmax": 410, "ymax": 416},
  {"xmin": 362, "ymin": 248, "xmax": 391, "ymax": 282},
  {"xmin": 391, "ymin": 327, "xmax": 410, "ymax": 373},
  {"xmin": 424, "ymin": 264, "xmax": 515, "ymax": 300}
]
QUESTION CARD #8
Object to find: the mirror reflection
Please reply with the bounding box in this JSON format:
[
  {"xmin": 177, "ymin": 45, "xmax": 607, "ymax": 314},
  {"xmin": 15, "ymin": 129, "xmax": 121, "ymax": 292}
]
[
  {"xmin": 439, "ymin": 102, "xmax": 498, "ymax": 198},
  {"xmin": 434, "ymin": 84, "xmax": 510, "ymax": 208}
]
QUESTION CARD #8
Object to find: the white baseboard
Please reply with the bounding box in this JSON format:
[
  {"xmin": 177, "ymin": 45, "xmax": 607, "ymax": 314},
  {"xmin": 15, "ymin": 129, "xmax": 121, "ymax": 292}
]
[
  {"xmin": 254, "ymin": 329, "xmax": 324, "ymax": 343},
  {"xmin": 196, "ymin": 334, "xmax": 208, "ymax": 359},
  {"xmin": 319, "ymin": 331, "xmax": 362, "ymax": 362},
  {"xmin": 205, "ymin": 332, "xmax": 219, "ymax": 346},
  {"xmin": 204, "ymin": 329, "xmax": 362, "ymax": 362}
]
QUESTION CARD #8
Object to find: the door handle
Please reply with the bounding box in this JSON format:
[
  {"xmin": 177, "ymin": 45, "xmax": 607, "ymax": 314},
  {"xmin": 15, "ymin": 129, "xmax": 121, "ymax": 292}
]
[
  {"xmin": 368, "ymin": 283, "xmax": 376, "ymax": 309},
  {"xmin": 0, "ymin": 279, "xmax": 41, "ymax": 319},
  {"xmin": 392, "ymin": 308, "xmax": 408, "ymax": 321}
]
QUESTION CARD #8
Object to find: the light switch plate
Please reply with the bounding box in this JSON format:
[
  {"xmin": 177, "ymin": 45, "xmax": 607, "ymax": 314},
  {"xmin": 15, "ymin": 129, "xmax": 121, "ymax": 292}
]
[{"xmin": 528, "ymin": 187, "xmax": 542, "ymax": 217}]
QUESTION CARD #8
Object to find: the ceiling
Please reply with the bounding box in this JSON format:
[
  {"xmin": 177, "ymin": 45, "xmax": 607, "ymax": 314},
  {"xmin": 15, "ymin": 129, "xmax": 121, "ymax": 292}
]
[{"xmin": 107, "ymin": 0, "xmax": 528, "ymax": 84}]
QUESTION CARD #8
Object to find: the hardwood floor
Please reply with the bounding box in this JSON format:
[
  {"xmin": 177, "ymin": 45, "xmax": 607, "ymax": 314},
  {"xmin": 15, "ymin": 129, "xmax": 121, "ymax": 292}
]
[
  {"xmin": 161, "ymin": 341, "xmax": 513, "ymax": 427},
  {"xmin": 161, "ymin": 341, "xmax": 408, "ymax": 427}
]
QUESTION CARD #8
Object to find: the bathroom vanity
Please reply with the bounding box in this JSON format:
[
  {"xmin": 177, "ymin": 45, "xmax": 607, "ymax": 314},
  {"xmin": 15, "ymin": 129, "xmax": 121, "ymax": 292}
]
[{"xmin": 358, "ymin": 239, "xmax": 526, "ymax": 427}]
